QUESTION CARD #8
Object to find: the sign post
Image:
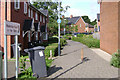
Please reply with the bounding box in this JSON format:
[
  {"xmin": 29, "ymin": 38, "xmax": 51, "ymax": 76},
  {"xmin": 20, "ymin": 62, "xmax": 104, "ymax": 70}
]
[
  {"xmin": 4, "ymin": 21, "xmax": 20, "ymax": 78},
  {"xmin": 57, "ymin": 1, "xmax": 61, "ymax": 56}
]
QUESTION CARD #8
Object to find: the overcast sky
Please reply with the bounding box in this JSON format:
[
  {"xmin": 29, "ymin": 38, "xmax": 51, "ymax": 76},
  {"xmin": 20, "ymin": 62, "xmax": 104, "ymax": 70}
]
[{"xmin": 61, "ymin": 0, "xmax": 100, "ymax": 21}]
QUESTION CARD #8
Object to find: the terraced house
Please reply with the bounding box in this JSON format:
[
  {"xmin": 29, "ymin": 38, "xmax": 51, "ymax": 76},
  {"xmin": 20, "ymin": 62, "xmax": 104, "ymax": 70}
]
[
  {"xmin": 65, "ymin": 15, "xmax": 94, "ymax": 33},
  {"xmin": 0, "ymin": 1, "xmax": 49, "ymax": 59}
]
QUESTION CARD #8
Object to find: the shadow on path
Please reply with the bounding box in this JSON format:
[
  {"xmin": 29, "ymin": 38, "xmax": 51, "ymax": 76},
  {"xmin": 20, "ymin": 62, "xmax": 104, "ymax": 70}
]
[
  {"xmin": 47, "ymin": 65, "xmax": 63, "ymax": 77},
  {"xmin": 51, "ymin": 57, "xmax": 90, "ymax": 80}
]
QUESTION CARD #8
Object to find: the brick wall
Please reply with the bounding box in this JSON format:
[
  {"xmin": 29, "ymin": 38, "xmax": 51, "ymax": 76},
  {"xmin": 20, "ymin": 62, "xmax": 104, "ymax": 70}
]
[
  {"xmin": 1, "ymin": 1, "xmax": 48, "ymax": 58},
  {"xmin": 100, "ymin": 2, "xmax": 119, "ymax": 55},
  {"xmin": 75, "ymin": 17, "xmax": 86, "ymax": 33}
]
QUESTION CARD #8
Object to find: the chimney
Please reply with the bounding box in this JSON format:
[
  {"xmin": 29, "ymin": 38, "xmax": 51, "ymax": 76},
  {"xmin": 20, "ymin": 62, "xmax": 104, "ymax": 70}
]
[{"xmin": 70, "ymin": 15, "xmax": 73, "ymax": 18}]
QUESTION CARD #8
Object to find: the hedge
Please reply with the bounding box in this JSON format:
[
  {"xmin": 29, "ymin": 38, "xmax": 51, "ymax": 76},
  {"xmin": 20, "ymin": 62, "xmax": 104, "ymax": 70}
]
[{"xmin": 72, "ymin": 35, "xmax": 100, "ymax": 48}]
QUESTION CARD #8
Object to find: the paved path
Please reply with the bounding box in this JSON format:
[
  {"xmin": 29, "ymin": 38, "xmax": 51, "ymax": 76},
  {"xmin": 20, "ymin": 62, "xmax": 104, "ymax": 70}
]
[{"xmin": 47, "ymin": 40, "xmax": 118, "ymax": 78}]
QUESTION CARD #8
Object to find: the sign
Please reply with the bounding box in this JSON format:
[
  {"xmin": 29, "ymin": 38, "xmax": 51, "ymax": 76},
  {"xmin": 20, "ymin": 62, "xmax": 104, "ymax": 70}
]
[
  {"xmin": 57, "ymin": 19, "xmax": 61, "ymax": 24},
  {"xmin": 5, "ymin": 21, "xmax": 20, "ymax": 35},
  {"xmin": 39, "ymin": 51, "xmax": 44, "ymax": 57}
]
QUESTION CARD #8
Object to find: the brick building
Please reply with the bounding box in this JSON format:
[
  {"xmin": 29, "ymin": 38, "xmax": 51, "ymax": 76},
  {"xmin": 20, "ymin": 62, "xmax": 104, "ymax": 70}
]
[
  {"xmin": 99, "ymin": 1, "xmax": 120, "ymax": 54},
  {"xmin": 65, "ymin": 15, "xmax": 94, "ymax": 33},
  {"xmin": 0, "ymin": 1, "xmax": 48, "ymax": 59}
]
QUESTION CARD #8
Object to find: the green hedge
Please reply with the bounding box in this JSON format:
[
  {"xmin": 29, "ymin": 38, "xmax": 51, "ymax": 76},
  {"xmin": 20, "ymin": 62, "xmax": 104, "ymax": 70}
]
[
  {"xmin": 110, "ymin": 51, "xmax": 120, "ymax": 68},
  {"xmin": 44, "ymin": 38, "xmax": 67, "ymax": 69},
  {"xmin": 72, "ymin": 35, "xmax": 100, "ymax": 48}
]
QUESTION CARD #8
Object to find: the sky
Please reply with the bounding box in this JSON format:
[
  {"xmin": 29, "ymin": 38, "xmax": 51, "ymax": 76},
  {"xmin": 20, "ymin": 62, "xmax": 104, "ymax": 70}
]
[{"xmin": 61, "ymin": 0, "xmax": 100, "ymax": 21}]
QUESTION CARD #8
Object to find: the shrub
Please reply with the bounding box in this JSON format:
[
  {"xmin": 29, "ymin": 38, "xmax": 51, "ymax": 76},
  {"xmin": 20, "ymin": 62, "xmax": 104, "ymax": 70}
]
[
  {"xmin": 110, "ymin": 51, "xmax": 120, "ymax": 68},
  {"xmin": 77, "ymin": 34, "xmax": 84, "ymax": 37},
  {"xmin": 60, "ymin": 38, "xmax": 67, "ymax": 46},
  {"xmin": 72, "ymin": 36, "xmax": 100, "ymax": 48}
]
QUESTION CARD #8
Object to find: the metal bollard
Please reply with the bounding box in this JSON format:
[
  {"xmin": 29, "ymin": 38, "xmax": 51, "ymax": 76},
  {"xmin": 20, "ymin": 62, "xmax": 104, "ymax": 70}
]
[{"xmin": 81, "ymin": 48, "xmax": 84, "ymax": 62}]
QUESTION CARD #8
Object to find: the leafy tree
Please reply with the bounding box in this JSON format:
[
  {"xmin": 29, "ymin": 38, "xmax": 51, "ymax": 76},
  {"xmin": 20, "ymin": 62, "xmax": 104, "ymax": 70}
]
[
  {"xmin": 33, "ymin": 2, "xmax": 70, "ymax": 35},
  {"xmin": 82, "ymin": 16, "xmax": 91, "ymax": 24},
  {"xmin": 82, "ymin": 16, "xmax": 97, "ymax": 26},
  {"xmin": 90, "ymin": 19, "xmax": 97, "ymax": 26}
]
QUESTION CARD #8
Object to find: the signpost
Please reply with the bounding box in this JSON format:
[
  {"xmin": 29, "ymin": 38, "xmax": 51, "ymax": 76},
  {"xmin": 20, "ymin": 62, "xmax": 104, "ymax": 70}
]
[
  {"xmin": 4, "ymin": 21, "xmax": 20, "ymax": 78},
  {"xmin": 57, "ymin": 1, "xmax": 61, "ymax": 56}
]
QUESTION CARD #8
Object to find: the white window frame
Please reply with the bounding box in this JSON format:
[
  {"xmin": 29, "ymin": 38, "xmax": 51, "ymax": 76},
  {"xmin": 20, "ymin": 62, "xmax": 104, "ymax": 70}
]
[
  {"xmin": 14, "ymin": 0, "xmax": 20, "ymax": 10},
  {"xmin": 24, "ymin": 2, "xmax": 27, "ymax": 14},
  {"xmin": 40, "ymin": 15, "xmax": 42, "ymax": 22},
  {"xmin": 35, "ymin": 12, "xmax": 38, "ymax": 20},
  {"xmin": 31, "ymin": 9, "xmax": 33, "ymax": 18},
  {"xmin": 28, "ymin": 8, "xmax": 30, "ymax": 17}
]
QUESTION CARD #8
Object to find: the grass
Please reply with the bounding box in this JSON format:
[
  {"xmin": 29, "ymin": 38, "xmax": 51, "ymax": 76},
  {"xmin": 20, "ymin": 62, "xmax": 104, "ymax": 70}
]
[{"xmin": 72, "ymin": 34, "xmax": 100, "ymax": 48}]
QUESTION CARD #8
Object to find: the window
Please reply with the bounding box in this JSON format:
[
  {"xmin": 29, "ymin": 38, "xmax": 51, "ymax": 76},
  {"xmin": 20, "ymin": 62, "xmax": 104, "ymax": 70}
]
[
  {"xmin": 43, "ymin": 17, "xmax": 45, "ymax": 23},
  {"xmin": 40, "ymin": 15, "xmax": 42, "ymax": 22},
  {"xmin": 24, "ymin": 2, "xmax": 27, "ymax": 14},
  {"xmin": 80, "ymin": 24, "xmax": 81, "ymax": 27},
  {"xmin": 31, "ymin": 9, "xmax": 33, "ymax": 18},
  {"xmin": 14, "ymin": 0, "xmax": 20, "ymax": 9},
  {"xmin": 28, "ymin": 8, "xmax": 30, "ymax": 17},
  {"xmin": 35, "ymin": 12, "xmax": 38, "ymax": 20}
]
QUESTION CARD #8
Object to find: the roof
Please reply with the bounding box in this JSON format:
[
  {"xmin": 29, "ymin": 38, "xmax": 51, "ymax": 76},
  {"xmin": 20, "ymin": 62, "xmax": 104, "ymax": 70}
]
[
  {"xmin": 23, "ymin": 19, "xmax": 33, "ymax": 31},
  {"xmin": 39, "ymin": 10, "xmax": 48, "ymax": 17},
  {"xmin": 97, "ymin": 14, "xmax": 100, "ymax": 21},
  {"xmin": 28, "ymin": 2, "xmax": 48, "ymax": 17},
  {"xmin": 65, "ymin": 16, "xmax": 81, "ymax": 25},
  {"xmin": 85, "ymin": 23, "xmax": 94, "ymax": 28}
]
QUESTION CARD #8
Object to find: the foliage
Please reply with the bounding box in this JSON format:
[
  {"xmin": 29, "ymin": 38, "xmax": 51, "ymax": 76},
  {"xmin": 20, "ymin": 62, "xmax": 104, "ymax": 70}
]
[
  {"xmin": 72, "ymin": 35, "xmax": 100, "ymax": 48},
  {"xmin": 77, "ymin": 34, "xmax": 84, "ymax": 37},
  {"xmin": 82, "ymin": 16, "xmax": 91, "ymax": 24},
  {"xmin": 19, "ymin": 56, "xmax": 35, "ymax": 78},
  {"xmin": 60, "ymin": 38, "xmax": 67, "ymax": 46},
  {"xmin": 110, "ymin": 51, "xmax": 120, "ymax": 68},
  {"xmin": 33, "ymin": 2, "xmax": 70, "ymax": 35},
  {"xmin": 63, "ymin": 34, "xmax": 72, "ymax": 40},
  {"xmin": 90, "ymin": 19, "xmax": 97, "ymax": 26},
  {"xmin": 82, "ymin": 16, "xmax": 97, "ymax": 26},
  {"xmin": 75, "ymin": 25, "xmax": 78, "ymax": 32}
]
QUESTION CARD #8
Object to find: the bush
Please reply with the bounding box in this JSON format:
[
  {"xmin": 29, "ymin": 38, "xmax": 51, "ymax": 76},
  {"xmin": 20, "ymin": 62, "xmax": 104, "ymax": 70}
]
[
  {"xmin": 63, "ymin": 34, "xmax": 72, "ymax": 40},
  {"xmin": 110, "ymin": 51, "xmax": 120, "ymax": 68},
  {"xmin": 60, "ymin": 38, "xmax": 67, "ymax": 46},
  {"xmin": 77, "ymin": 34, "xmax": 84, "ymax": 37},
  {"xmin": 72, "ymin": 36, "xmax": 100, "ymax": 48}
]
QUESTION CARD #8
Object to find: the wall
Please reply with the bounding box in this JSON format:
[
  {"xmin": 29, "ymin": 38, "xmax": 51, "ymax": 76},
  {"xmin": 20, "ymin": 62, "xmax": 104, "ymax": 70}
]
[
  {"xmin": 100, "ymin": 2, "xmax": 119, "ymax": 55},
  {"xmin": 1, "ymin": 1, "xmax": 48, "ymax": 58},
  {"xmin": 75, "ymin": 17, "xmax": 86, "ymax": 33}
]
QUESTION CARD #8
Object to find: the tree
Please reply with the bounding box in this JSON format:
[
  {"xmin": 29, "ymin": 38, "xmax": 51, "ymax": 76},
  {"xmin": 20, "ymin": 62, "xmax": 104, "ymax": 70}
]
[
  {"xmin": 32, "ymin": 2, "xmax": 70, "ymax": 35},
  {"xmin": 90, "ymin": 19, "xmax": 97, "ymax": 26},
  {"xmin": 82, "ymin": 16, "xmax": 91, "ymax": 24}
]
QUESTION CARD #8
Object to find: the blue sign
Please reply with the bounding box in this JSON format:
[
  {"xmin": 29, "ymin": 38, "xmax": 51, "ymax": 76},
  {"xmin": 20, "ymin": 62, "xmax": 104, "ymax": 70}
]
[{"xmin": 57, "ymin": 19, "xmax": 61, "ymax": 24}]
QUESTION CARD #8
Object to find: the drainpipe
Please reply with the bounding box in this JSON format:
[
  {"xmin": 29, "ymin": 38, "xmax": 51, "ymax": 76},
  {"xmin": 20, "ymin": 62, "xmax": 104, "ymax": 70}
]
[{"xmin": 28, "ymin": 31, "xmax": 31, "ymax": 42}]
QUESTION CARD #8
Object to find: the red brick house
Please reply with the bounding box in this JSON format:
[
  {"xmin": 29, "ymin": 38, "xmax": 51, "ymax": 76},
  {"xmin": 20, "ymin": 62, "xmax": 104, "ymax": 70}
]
[
  {"xmin": 98, "ymin": 1, "xmax": 120, "ymax": 55},
  {"xmin": 0, "ymin": 1, "xmax": 48, "ymax": 59},
  {"xmin": 65, "ymin": 15, "xmax": 94, "ymax": 33}
]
